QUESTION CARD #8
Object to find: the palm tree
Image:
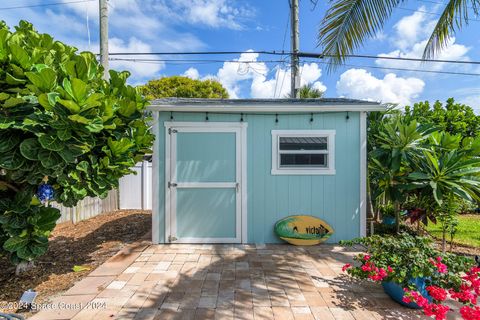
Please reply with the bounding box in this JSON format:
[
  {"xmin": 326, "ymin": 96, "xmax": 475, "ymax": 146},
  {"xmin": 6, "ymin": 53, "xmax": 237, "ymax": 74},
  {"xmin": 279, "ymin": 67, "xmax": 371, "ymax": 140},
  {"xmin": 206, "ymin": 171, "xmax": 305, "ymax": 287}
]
[
  {"xmin": 318, "ymin": 0, "xmax": 479, "ymax": 68},
  {"xmin": 286, "ymin": 84, "xmax": 324, "ymax": 98}
]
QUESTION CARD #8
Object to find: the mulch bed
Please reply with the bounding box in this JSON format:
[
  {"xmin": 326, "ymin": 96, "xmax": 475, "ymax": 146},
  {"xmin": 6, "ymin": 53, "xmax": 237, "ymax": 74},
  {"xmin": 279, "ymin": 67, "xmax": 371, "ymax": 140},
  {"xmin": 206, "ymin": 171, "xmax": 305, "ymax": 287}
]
[{"xmin": 0, "ymin": 210, "xmax": 151, "ymax": 315}]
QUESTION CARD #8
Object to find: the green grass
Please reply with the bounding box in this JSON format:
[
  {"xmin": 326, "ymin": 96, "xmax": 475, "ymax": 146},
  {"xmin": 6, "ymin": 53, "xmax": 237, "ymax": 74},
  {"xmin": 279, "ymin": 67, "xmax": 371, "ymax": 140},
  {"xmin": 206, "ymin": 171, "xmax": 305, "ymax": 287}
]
[{"xmin": 426, "ymin": 214, "xmax": 480, "ymax": 248}]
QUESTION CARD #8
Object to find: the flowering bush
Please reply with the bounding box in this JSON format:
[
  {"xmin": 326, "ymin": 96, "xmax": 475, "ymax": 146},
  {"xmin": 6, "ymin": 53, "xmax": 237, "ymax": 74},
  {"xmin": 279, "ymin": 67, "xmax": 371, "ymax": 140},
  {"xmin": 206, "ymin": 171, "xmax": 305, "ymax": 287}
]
[
  {"xmin": 402, "ymin": 266, "xmax": 480, "ymax": 320},
  {"xmin": 341, "ymin": 234, "xmax": 476, "ymax": 320}
]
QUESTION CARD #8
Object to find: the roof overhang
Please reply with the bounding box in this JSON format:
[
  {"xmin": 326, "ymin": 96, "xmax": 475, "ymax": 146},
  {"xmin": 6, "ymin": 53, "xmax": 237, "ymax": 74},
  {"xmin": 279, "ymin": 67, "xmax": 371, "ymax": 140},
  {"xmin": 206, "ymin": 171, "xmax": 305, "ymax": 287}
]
[{"xmin": 147, "ymin": 98, "xmax": 387, "ymax": 113}]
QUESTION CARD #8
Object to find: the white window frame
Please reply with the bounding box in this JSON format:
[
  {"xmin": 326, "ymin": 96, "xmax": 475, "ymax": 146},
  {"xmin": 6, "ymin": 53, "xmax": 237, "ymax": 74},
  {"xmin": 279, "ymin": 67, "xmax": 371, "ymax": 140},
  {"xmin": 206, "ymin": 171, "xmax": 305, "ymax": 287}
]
[{"xmin": 271, "ymin": 130, "xmax": 336, "ymax": 175}]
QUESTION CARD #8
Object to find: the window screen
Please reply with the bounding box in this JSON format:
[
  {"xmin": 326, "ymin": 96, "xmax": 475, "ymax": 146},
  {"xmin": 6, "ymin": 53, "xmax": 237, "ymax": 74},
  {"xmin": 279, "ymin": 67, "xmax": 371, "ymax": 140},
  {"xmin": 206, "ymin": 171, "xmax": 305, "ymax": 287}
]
[{"xmin": 278, "ymin": 136, "xmax": 328, "ymax": 168}]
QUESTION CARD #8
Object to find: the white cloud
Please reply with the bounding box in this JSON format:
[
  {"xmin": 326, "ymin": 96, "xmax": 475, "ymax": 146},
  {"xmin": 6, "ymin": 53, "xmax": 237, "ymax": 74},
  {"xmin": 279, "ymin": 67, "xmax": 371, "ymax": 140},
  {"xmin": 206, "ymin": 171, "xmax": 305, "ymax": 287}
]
[
  {"xmin": 183, "ymin": 68, "xmax": 200, "ymax": 79},
  {"xmin": 376, "ymin": 7, "xmax": 470, "ymax": 71},
  {"xmin": 152, "ymin": 0, "xmax": 255, "ymax": 30},
  {"xmin": 207, "ymin": 51, "xmax": 327, "ymax": 98},
  {"xmin": 336, "ymin": 68, "xmax": 425, "ymax": 106},
  {"xmin": 108, "ymin": 37, "xmax": 164, "ymax": 79},
  {"xmin": 459, "ymin": 95, "xmax": 480, "ymax": 113}
]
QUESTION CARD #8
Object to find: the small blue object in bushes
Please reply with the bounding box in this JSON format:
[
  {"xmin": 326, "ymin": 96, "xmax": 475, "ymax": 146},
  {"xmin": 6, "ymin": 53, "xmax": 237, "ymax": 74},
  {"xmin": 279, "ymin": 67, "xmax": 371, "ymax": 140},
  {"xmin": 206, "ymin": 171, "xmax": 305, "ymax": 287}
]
[
  {"xmin": 382, "ymin": 277, "xmax": 431, "ymax": 309},
  {"xmin": 382, "ymin": 216, "xmax": 396, "ymax": 226},
  {"xmin": 37, "ymin": 184, "xmax": 54, "ymax": 203}
]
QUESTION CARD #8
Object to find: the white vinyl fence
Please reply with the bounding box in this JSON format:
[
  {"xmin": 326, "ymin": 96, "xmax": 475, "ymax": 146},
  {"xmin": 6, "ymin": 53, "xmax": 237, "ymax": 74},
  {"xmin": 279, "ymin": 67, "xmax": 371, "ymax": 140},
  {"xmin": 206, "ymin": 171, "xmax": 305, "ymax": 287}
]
[
  {"xmin": 54, "ymin": 189, "xmax": 119, "ymax": 224},
  {"xmin": 119, "ymin": 161, "xmax": 152, "ymax": 210}
]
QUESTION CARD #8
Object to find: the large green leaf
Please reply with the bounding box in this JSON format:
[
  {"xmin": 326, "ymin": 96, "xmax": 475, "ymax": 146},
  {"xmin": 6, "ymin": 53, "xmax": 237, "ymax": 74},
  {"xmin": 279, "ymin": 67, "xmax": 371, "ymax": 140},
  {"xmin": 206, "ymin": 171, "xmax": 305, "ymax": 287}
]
[
  {"xmin": 0, "ymin": 149, "xmax": 25, "ymax": 170},
  {"xmin": 57, "ymin": 145, "xmax": 84, "ymax": 163},
  {"xmin": 58, "ymin": 99, "xmax": 80, "ymax": 113},
  {"xmin": 85, "ymin": 117, "xmax": 104, "ymax": 132},
  {"xmin": 25, "ymin": 67, "xmax": 56, "ymax": 92},
  {"xmin": 19, "ymin": 138, "xmax": 42, "ymax": 160},
  {"xmin": 38, "ymin": 134, "xmax": 64, "ymax": 151},
  {"xmin": 9, "ymin": 43, "xmax": 30, "ymax": 69},
  {"xmin": 35, "ymin": 207, "xmax": 61, "ymax": 231},
  {"xmin": 3, "ymin": 236, "xmax": 29, "ymax": 252},
  {"xmin": 0, "ymin": 133, "xmax": 21, "ymax": 153},
  {"xmin": 38, "ymin": 149, "xmax": 64, "ymax": 168},
  {"xmin": 71, "ymin": 78, "xmax": 88, "ymax": 102}
]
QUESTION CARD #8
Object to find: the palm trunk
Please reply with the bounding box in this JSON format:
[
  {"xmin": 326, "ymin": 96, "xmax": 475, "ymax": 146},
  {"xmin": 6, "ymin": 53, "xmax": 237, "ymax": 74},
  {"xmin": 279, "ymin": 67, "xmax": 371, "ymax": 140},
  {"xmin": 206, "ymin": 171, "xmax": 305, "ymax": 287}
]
[{"xmin": 394, "ymin": 201, "xmax": 400, "ymax": 233}]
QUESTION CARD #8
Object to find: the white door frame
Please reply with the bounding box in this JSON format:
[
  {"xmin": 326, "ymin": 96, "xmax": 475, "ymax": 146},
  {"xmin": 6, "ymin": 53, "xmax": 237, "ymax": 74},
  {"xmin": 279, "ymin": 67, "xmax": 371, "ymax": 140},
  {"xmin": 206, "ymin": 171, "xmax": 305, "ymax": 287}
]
[{"xmin": 164, "ymin": 121, "xmax": 248, "ymax": 244}]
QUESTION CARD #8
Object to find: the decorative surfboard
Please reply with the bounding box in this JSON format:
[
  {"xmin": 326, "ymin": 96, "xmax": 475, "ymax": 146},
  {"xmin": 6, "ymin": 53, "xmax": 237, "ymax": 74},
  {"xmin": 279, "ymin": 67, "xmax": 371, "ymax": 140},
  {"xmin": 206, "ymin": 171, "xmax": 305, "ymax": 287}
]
[{"xmin": 274, "ymin": 215, "xmax": 334, "ymax": 246}]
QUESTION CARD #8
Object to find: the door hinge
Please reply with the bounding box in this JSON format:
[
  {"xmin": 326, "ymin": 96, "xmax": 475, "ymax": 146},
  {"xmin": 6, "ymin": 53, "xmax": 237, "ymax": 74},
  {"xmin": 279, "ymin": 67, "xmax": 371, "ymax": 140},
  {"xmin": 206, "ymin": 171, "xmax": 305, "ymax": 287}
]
[
  {"xmin": 168, "ymin": 128, "xmax": 178, "ymax": 134},
  {"xmin": 168, "ymin": 181, "xmax": 178, "ymax": 188},
  {"xmin": 168, "ymin": 235, "xmax": 177, "ymax": 242}
]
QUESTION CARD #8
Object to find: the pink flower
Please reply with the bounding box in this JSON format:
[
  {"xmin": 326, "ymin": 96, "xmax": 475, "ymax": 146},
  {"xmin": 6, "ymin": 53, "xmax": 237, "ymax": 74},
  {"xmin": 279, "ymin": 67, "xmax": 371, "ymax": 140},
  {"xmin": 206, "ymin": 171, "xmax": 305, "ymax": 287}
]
[
  {"xmin": 436, "ymin": 256, "xmax": 443, "ymax": 262},
  {"xmin": 342, "ymin": 264, "xmax": 351, "ymax": 272},
  {"xmin": 387, "ymin": 266, "xmax": 393, "ymax": 273},
  {"xmin": 363, "ymin": 255, "xmax": 371, "ymax": 261}
]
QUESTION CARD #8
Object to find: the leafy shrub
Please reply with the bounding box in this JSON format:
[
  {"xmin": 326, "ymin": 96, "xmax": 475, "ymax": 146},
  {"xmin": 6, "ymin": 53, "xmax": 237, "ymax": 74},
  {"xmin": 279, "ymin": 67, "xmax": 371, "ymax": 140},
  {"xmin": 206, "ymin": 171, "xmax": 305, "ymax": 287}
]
[{"xmin": 0, "ymin": 21, "xmax": 154, "ymax": 264}]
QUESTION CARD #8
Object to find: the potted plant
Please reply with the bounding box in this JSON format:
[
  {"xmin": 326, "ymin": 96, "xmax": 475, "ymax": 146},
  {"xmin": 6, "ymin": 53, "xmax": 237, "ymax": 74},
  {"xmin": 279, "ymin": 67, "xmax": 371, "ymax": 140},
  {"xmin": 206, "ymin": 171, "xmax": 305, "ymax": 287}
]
[
  {"xmin": 341, "ymin": 233, "xmax": 479, "ymax": 319},
  {"xmin": 379, "ymin": 202, "xmax": 396, "ymax": 226}
]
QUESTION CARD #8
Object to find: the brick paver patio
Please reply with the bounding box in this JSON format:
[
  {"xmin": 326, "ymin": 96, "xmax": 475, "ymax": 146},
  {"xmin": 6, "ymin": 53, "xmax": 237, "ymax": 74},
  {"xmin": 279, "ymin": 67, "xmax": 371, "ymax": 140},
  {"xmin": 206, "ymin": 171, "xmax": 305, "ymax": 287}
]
[{"xmin": 30, "ymin": 242, "xmax": 429, "ymax": 320}]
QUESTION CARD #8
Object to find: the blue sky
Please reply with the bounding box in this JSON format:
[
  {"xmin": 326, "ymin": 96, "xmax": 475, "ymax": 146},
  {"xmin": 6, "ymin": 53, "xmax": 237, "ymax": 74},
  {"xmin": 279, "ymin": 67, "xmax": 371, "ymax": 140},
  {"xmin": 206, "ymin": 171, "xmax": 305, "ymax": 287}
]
[{"xmin": 3, "ymin": 0, "xmax": 480, "ymax": 111}]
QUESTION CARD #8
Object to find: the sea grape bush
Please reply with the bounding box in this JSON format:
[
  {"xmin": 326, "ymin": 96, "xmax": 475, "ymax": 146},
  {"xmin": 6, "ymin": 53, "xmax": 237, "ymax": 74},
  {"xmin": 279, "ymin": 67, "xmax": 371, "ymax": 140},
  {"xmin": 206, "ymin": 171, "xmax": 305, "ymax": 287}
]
[{"xmin": 0, "ymin": 21, "xmax": 154, "ymax": 264}]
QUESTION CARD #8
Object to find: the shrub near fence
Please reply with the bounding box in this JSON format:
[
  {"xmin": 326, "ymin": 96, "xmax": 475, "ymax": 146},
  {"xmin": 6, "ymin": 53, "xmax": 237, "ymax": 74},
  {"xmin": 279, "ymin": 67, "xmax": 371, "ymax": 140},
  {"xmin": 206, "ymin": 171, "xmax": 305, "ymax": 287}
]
[{"xmin": 53, "ymin": 189, "xmax": 118, "ymax": 224}]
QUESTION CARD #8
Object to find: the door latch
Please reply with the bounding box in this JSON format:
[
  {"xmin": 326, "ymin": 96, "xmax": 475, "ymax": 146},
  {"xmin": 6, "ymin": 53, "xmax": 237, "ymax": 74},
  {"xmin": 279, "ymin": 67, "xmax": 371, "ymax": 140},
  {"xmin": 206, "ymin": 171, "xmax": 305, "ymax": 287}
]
[
  {"xmin": 168, "ymin": 182, "xmax": 178, "ymax": 188},
  {"xmin": 236, "ymin": 182, "xmax": 240, "ymax": 192},
  {"xmin": 168, "ymin": 128, "xmax": 178, "ymax": 134},
  {"xmin": 168, "ymin": 235, "xmax": 177, "ymax": 242}
]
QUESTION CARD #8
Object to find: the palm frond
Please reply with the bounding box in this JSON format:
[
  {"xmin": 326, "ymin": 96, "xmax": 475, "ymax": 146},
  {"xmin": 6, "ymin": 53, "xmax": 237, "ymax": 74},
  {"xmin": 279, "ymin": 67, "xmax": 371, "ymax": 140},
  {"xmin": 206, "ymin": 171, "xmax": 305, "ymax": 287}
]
[
  {"xmin": 423, "ymin": 0, "xmax": 476, "ymax": 59},
  {"xmin": 318, "ymin": 0, "xmax": 405, "ymax": 71}
]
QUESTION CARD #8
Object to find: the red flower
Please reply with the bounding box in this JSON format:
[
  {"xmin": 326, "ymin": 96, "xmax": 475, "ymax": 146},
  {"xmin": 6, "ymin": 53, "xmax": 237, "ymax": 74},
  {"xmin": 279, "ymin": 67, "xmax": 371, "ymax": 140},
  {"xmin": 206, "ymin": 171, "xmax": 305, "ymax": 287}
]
[
  {"xmin": 423, "ymin": 303, "xmax": 450, "ymax": 320},
  {"xmin": 429, "ymin": 257, "xmax": 448, "ymax": 274},
  {"xmin": 363, "ymin": 255, "xmax": 371, "ymax": 261},
  {"xmin": 460, "ymin": 306, "xmax": 480, "ymax": 320},
  {"xmin": 387, "ymin": 266, "xmax": 393, "ymax": 273},
  {"xmin": 426, "ymin": 286, "xmax": 447, "ymax": 302},
  {"xmin": 342, "ymin": 264, "xmax": 351, "ymax": 272}
]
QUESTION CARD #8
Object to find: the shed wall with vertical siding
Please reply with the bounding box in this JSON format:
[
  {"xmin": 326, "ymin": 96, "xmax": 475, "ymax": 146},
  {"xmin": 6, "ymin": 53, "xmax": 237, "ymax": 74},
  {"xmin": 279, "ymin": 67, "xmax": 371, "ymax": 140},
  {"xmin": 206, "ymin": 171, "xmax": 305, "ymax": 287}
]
[{"xmin": 153, "ymin": 111, "xmax": 361, "ymax": 243}]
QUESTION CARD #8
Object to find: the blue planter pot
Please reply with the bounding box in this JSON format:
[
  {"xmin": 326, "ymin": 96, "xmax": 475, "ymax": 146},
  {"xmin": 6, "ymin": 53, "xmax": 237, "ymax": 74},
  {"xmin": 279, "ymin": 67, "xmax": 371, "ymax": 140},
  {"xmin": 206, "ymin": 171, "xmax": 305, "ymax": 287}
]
[
  {"xmin": 382, "ymin": 216, "xmax": 396, "ymax": 226},
  {"xmin": 382, "ymin": 278, "xmax": 431, "ymax": 309}
]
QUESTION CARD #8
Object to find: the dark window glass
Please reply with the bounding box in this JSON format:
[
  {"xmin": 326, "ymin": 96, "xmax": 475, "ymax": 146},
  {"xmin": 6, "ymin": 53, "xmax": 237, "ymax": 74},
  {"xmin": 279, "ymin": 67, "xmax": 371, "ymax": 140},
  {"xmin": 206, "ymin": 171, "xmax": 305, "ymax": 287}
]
[
  {"xmin": 280, "ymin": 154, "xmax": 327, "ymax": 167},
  {"xmin": 279, "ymin": 137, "xmax": 327, "ymax": 151}
]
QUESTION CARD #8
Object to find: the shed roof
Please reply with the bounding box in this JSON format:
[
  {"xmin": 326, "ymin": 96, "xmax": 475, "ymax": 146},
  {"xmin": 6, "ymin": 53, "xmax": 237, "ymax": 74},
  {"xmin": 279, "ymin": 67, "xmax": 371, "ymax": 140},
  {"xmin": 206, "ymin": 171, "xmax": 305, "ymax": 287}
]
[{"xmin": 147, "ymin": 98, "xmax": 386, "ymax": 113}]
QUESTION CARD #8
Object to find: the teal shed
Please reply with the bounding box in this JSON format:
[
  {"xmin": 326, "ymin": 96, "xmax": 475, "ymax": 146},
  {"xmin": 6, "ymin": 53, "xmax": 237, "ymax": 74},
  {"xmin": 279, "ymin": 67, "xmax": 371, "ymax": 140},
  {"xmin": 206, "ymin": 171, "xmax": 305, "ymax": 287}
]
[{"xmin": 148, "ymin": 98, "xmax": 384, "ymax": 244}]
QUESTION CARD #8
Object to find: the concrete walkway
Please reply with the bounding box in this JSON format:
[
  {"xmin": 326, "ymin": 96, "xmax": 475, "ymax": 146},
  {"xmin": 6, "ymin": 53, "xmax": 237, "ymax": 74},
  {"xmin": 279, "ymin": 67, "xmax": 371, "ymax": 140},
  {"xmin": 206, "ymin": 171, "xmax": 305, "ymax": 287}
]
[{"xmin": 29, "ymin": 242, "xmax": 427, "ymax": 320}]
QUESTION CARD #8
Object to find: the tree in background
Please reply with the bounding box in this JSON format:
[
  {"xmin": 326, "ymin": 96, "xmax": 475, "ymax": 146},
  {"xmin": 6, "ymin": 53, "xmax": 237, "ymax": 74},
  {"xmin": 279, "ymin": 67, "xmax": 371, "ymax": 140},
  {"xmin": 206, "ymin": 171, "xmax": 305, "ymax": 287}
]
[
  {"xmin": 140, "ymin": 76, "xmax": 229, "ymax": 100},
  {"xmin": 404, "ymin": 98, "xmax": 480, "ymax": 138},
  {"xmin": 0, "ymin": 21, "xmax": 154, "ymax": 267},
  {"xmin": 286, "ymin": 84, "xmax": 324, "ymax": 98}
]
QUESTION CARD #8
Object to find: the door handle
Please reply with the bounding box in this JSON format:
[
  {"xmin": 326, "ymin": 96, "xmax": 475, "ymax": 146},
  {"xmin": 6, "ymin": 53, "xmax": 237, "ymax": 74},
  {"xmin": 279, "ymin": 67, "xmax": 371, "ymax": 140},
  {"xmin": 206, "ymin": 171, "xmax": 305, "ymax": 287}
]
[
  {"xmin": 168, "ymin": 182, "xmax": 177, "ymax": 188},
  {"xmin": 236, "ymin": 182, "xmax": 239, "ymax": 192}
]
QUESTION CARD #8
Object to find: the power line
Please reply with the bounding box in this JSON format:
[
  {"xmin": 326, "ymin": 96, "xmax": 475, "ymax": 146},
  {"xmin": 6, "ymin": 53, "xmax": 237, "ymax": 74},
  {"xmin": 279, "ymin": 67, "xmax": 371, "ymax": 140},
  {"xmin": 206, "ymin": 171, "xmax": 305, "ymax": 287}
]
[
  {"xmin": 108, "ymin": 51, "xmax": 286, "ymax": 56},
  {"xmin": 0, "ymin": 0, "xmax": 95, "ymax": 11},
  {"xmin": 397, "ymin": 7, "xmax": 480, "ymax": 22},
  {"xmin": 109, "ymin": 57, "xmax": 480, "ymax": 77},
  {"xmin": 310, "ymin": 60, "xmax": 480, "ymax": 77},
  {"xmin": 299, "ymin": 52, "xmax": 480, "ymax": 65},
  {"xmin": 105, "ymin": 50, "xmax": 480, "ymax": 66}
]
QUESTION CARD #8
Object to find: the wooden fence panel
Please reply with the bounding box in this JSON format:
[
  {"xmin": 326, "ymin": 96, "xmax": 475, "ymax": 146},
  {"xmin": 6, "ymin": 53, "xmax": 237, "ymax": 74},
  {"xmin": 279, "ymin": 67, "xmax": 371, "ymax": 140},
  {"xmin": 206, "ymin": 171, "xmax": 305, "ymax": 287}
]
[{"xmin": 54, "ymin": 189, "xmax": 119, "ymax": 224}]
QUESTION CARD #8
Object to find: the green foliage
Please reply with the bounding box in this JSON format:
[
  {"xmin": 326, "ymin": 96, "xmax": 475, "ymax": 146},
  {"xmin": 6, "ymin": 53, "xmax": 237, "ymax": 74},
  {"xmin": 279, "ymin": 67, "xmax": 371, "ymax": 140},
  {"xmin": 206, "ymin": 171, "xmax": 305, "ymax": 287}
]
[
  {"xmin": 286, "ymin": 84, "xmax": 324, "ymax": 99},
  {"xmin": 140, "ymin": 76, "xmax": 229, "ymax": 100},
  {"xmin": 404, "ymin": 99, "xmax": 480, "ymax": 139},
  {"xmin": 427, "ymin": 214, "xmax": 480, "ymax": 248},
  {"xmin": 0, "ymin": 21, "xmax": 154, "ymax": 263},
  {"xmin": 368, "ymin": 102, "xmax": 480, "ymax": 234},
  {"xmin": 341, "ymin": 233, "xmax": 473, "ymax": 290}
]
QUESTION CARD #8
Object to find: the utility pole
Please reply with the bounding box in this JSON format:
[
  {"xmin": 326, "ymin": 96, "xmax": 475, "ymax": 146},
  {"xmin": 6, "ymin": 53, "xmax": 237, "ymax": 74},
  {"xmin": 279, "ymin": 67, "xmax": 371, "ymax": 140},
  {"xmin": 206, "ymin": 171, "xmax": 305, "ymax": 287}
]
[
  {"xmin": 99, "ymin": 0, "xmax": 109, "ymax": 80},
  {"xmin": 290, "ymin": 0, "xmax": 300, "ymax": 98}
]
